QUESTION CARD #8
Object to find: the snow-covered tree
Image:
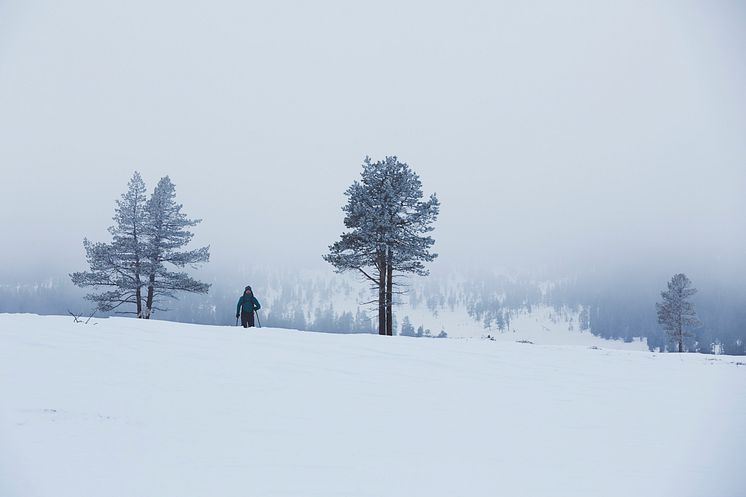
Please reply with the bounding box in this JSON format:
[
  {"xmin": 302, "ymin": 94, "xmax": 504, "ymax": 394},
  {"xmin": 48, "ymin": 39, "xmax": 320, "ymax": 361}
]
[
  {"xmin": 494, "ymin": 310, "xmax": 506, "ymax": 332},
  {"xmin": 292, "ymin": 306, "xmax": 308, "ymax": 330},
  {"xmin": 656, "ymin": 273, "xmax": 700, "ymax": 352},
  {"xmin": 400, "ymin": 316, "xmax": 415, "ymax": 336},
  {"xmin": 324, "ymin": 156, "xmax": 439, "ymax": 335},
  {"xmin": 142, "ymin": 176, "xmax": 210, "ymax": 318},
  {"xmin": 578, "ymin": 306, "xmax": 590, "ymax": 331},
  {"xmin": 71, "ymin": 172, "xmax": 149, "ymax": 316},
  {"xmin": 313, "ymin": 305, "xmax": 336, "ymax": 332},
  {"xmin": 71, "ymin": 172, "xmax": 210, "ymax": 318},
  {"xmin": 416, "ymin": 325, "xmax": 431, "ymax": 338},
  {"xmin": 337, "ymin": 311, "xmax": 354, "ymax": 332},
  {"xmin": 353, "ymin": 309, "xmax": 373, "ymax": 334}
]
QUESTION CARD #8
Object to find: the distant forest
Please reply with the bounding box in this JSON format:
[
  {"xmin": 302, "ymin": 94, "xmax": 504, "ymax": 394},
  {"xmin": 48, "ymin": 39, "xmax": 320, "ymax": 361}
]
[{"xmin": 1, "ymin": 269, "xmax": 744, "ymax": 354}]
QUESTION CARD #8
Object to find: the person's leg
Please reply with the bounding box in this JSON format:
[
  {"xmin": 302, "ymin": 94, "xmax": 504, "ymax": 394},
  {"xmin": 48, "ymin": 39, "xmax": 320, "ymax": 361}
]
[
  {"xmin": 241, "ymin": 311, "xmax": 250, "ymax": 328},
  {"xmin": 247, "ymin": 312, "xmax": 255, "ymax": 328}
]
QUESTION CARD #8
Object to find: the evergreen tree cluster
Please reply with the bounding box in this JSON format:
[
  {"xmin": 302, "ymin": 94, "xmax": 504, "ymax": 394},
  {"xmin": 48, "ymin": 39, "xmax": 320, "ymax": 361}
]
[
  {"xmin": 265, "ymin": 303, "xmax": 375, "ymax": 334},
  {"xmin": 399, "ymin": 316, "xmax": 448, "ymax": 338},
  {"xmin": 71, "ymin": 172, "xmax": 210, "ymax": 318},
  {"xmin": 48, "ymin": 158, "xmax": 745, "ymax": 354},
  {"xmin": 7, "ymin": 267, "xmax": 746, "ymax": 354}
]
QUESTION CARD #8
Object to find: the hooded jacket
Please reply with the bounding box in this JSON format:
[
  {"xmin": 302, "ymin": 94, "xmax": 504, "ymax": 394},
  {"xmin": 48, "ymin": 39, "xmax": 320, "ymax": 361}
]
[{"xmin": 237, "ymin": 287, "xmax": 261, "ymax": 315}]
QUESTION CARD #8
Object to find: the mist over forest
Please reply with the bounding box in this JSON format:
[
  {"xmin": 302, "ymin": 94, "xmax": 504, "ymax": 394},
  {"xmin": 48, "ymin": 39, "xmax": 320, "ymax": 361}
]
[
  {"xmin": 1, "ymin": 0, "xmax": 744, "ymax": 354},
  {"xmin": 2, "ymin": 3, "xmax": 745, "ymax": 496},
  {"xmin": 3, "ymin": 263, "xmax": 744, "ymax": 354}
]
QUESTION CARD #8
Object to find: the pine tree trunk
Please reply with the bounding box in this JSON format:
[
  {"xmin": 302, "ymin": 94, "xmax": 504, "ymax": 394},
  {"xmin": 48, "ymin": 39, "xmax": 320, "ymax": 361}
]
[
  {"xmin": 134, "ymin": 262, "xmax": 143, "ymax": 318},
  {"xmin": 135, "ymin": 287, "xmax": 142, "ymax": 318},
  {"xmin": 134, "ymin": 234, "xmax": 143, "ymax": 318},
  {"xmin": 386, "ymin": 249, "xmax": 393, "ymax": 336},
  {"xmin": 378, "ymin": 254, "xmax": 386, "ymax": 335},
  {"xmin": 678, "ymin": 325, "xmax": 683, "ymax": 352},
  {"xmin": 145, "ymin": 273, "xmax": 155, "ymax": 319}
]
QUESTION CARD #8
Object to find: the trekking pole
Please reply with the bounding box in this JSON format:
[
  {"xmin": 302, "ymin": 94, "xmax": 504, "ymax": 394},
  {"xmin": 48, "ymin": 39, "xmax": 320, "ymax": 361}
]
[
  {"xmin": 255, "ymin": 310, "xmax": 262, "ymax": 328},
  {"xmin": 236, "ymin": 316, "xmax": 239, "ymax": 326}
]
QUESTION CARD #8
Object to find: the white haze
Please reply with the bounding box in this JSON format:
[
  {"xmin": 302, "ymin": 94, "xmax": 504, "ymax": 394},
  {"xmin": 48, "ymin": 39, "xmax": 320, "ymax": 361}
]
[{"xmin": 0, "ymin": 0, "xmax": 744, "ymax": 281}]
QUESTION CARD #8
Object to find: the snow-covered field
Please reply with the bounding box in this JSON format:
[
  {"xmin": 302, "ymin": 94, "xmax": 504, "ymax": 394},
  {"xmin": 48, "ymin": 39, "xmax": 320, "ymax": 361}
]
[
  {"xmin": 1, "ymin": 314, "xmax": 744, "ymax": 497},
  {"xmin": 403, "ymin": 303, "xmax": 650, "ymax": 348}
]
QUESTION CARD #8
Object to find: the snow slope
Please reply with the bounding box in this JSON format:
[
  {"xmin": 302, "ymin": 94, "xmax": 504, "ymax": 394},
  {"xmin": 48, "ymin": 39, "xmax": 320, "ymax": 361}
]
[
  {"xmin": 253, "ymin": 271, "xmax": 651, "ymax": 345},
  {"xmin": 402, "ymin": 303, "xmax": 650, "ymax": 349},
  {"xmin": 1, "ymin": 314, "xmax": 743, "ymax": 497}
]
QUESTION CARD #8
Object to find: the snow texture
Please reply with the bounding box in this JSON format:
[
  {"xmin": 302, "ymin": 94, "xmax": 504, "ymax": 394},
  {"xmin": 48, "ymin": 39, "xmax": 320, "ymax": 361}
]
[{"xmin": 1, "ymin": 314, "xmax": 744, "ymax": 497}]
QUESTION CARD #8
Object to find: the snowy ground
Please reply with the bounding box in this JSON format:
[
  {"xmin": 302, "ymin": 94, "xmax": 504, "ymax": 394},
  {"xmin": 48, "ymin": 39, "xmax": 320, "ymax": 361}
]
[
  {"xmin": 1, "ymin": 314, "xmax": 744, "ymax": 497},
  {"xmin": 403, "ymin": 303, "xmax": 650, "ymax": 349}
]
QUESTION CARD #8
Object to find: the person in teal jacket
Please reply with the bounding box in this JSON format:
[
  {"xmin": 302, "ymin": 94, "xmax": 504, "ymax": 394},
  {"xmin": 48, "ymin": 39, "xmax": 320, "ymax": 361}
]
[{"xmin": 236, "ymin": 285, "xmax": 261, "ymax": 328}]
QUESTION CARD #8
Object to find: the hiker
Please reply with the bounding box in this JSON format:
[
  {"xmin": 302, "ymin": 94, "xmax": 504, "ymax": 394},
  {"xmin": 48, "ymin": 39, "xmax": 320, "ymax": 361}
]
[{"xmin": 236, "ymin": 285, "xmax": 261, "ymax": 328}]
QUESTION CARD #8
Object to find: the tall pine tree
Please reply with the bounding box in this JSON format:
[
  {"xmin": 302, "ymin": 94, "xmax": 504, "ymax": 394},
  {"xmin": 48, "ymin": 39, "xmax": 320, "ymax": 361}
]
[
  {"xmin": 71, "ymin": 171, "xmax": 149, "ymax": 316},
  {"xmin": 656, "ymin": 273, "xmax": 700, "ymax": 352},
  {"xmin": 142, "ymin": 176, "xmax": 210, "ymax": 318},
  {"xmin": 324, "ymin": 156, "xmax": 439, "ymax": 335}
]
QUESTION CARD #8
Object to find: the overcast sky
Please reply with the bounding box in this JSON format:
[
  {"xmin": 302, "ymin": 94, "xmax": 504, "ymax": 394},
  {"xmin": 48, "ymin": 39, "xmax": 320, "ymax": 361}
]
[{"xmin": 0, "ymin": 0, "xmax": 744, "ymax": 281}]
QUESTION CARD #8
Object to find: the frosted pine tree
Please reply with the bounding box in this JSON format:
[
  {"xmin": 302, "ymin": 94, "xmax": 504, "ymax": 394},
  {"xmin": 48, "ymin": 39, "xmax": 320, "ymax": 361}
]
[
  {"xmin": 324, "ymin": 156, "xmax": 439, "ymax": 335},
  {"xmin": 353, "ymin": 309, "xmax": 373, "ymax": 333},
  {"xmin": 142, "ymin": 176, "xmax": 210, "ymax": 318},
  {"xmin": 71, "ymin": 172, "xmax": 149, "ymax": 316},
  {"xmin": 494, "ymin": 310, "xmax": 506, "ymax": 332},
  {"xmin": 656, "ymin": 273, "xmax": 700, "ymax": 352},
  {"xmin": 578, "ymin": 306, "xmax": 590, "ymax": 331},
  {"xmin": 400, "ymin": 316, "xmax": 416, "ymax": 336},
  {"xmin": 382, "ymin": 159, "xmax": 439, "ymax": 337}
]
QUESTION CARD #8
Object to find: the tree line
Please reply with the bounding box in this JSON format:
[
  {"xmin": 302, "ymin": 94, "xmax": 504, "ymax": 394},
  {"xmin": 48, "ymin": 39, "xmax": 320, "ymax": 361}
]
[{"xmin": 67, "ymin": 160, "xmax": 740, "ymax": 354}]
